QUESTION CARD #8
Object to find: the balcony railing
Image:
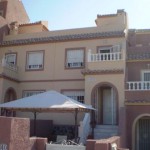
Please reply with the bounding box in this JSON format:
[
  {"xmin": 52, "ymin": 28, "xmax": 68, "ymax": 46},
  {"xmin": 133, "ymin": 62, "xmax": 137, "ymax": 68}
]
[
  {"xmin": 127, "ymin": 81, "xmax": 150, "ymax": 90},
  {"xmin": 88, "ymin": 50, "xmax": 122, "ymax": 62}
]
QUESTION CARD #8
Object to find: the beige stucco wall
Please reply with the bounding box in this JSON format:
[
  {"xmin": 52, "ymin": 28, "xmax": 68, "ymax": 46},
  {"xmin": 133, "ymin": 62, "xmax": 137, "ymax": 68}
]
[
  {"xmin": 18, "ymin": 24, "xmax": 45, "ymax": 34},
  {"xmin": 95, "ymin": 11, "xmax": 128, "ymax": 32},
  {"xmin": 87, "ymin": 60, "xmax": 125, "ymax": 70},
  {"xmin": 84, "ymin": 74, "xmax": 125, "ymax": 107},
  {"xmin": 0, "ymin": 35, "xmax": 126, "ymax": 107},
  {"xmin": 17, "ymin": 81, "xmax": 84, "ymax": 98},
  {"xmin": 0, "ymin": 37, "xmax": 126, "ymax": 81},
  {"xmin": 0, "ymin": 11, "xmax": 127, "ymax": 125}
]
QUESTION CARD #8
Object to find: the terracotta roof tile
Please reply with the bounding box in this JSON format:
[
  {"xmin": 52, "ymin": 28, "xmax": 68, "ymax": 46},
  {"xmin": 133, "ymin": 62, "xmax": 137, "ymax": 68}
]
[
  {"xmin": 129, "ymin": 29, "xmax": 150, "ymax": 33},
  {"xmin": 97, "ymin": 14, "xmax": 117, "ymax": 18},
  {"xmin": 81, "ymin": 69, "xmax": 124, "ymax": 75},
  {"xmin": 19, "ymin": 21, "xmax": 42, "ymax": 26},
  {"xmin": 0, "ymin": 30, "xmax": 125, "ymax": 46},
  {"xmin": 125, "ymin": 99, "xmax": 150, "ymax": 104},
  {"xmin": 127, "ymin": 53, "xmax": 150, "ymax": 60}
]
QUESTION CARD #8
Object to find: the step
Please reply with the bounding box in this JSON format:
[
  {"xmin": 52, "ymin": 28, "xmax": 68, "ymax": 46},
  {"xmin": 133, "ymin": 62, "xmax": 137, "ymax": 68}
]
[
  {"xmin": 94, "ymin": 125, "xmax": 118, "ymax": 140},
  {"xmin": 94, "ymin": 128, "xmax": 118, "ymax": 133},
  {"xmin": 94, "ymin": 132, "xmax": 118, "ymax": 140},
  {"xmin": 95, "ymin": 125, "xmax": 118, "ymax": 129},
  {"xmin": 94, "ymin": 125, "xmax": 118, "ymax": 132}
]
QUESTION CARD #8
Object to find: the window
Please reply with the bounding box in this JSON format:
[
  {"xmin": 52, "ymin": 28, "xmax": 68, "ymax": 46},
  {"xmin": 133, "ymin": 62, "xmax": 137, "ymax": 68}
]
[
  {"xmin": 26, "ymin": 51, "xmax": 44, "ymax": 70},
  {"xmin": 62, "ymin": 90, "xmax": 85, "ymax": 103},
  {"xmin": 66, "ymin": 48, "xmax": 84, "ymax": 68},
  {"xmin": 97, "ymin": 45, "xmax": 121, "ymax": 60},
  {"xmin": 5, "ymin": 53, "xmax": 16, "ymax": 65},
  {"xmin": 98, "ymin": 45, "xmax": 120, "ymax": 53},
  {"xmin": 142, "ymin": 71, "xmax": 150, "ymax": 81},
  {"xmin": 23, "ymin": 90, "xmax": 45, "ymax": 98}
]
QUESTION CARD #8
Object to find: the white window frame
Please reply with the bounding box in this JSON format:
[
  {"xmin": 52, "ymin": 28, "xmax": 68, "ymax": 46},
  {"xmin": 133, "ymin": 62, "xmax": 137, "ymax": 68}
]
[
  {"xmin": 62, "ymin": 90, "xmax": 85, "ymax": 103},
  {"xmin": 141, "ymin": 70, "xmax": 150, "ymax": 81},
  {"xmin": 26, "ymin": 51, "xmax": 44, "ymax": 70},
  {"xmin": 5, "ymin": 53, "xmax": 16, "ymax": 65},
  {"xmin": 66, "ymin": 48, "xmax": 84, "ymax": 68},
  {"xmin": 98, "ymin": 47, "xmax": 112, "ymax": 54},
  {"xmin": 98, "ymin": 45, "xmax": 120, "ymax": 54},
  {"xmin": 23, "ymin": 90, "xmax": 45, "ymax": 98}
]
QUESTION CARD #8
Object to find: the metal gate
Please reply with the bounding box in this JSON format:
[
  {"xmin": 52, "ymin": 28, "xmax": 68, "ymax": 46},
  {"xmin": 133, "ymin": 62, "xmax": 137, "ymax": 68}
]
[{"xmin": 136, "ymin": 118, "xmax": 150, "ymax": 150}]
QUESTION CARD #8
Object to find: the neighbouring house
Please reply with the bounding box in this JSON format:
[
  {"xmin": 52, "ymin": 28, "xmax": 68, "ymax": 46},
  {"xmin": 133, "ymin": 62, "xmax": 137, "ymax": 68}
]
[{"xmin": 0, "ymin": 0, "xmax": 150, "ymax": 150}]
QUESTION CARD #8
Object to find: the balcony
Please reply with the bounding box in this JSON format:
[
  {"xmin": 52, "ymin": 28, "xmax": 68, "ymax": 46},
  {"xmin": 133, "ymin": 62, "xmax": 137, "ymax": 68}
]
[
  {"xmin": 87, "ymin": 49, "xmax": 125, "ymax": 71},
  {"xmin": 88, "ymin": 52, "xmax": 122, "ymax": 62},
  {"xmin": 127, "ymin": 81, "xmax": 150, "ymax": 91},
  {"xmin": 0, "ymin": 58, "xmax": 19, "ymax": 80}
]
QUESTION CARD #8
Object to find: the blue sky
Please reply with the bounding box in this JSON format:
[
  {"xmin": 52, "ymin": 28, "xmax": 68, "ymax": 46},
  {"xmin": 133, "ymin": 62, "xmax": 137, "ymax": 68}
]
[{"xmin": 22, "ymin": 0, "xmax": 150, "ymax": 30}]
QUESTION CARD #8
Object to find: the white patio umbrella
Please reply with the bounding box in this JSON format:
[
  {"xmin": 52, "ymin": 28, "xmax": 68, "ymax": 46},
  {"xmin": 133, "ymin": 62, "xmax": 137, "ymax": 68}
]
[{"xmin": 0, "ymin": 91, "xmax": 95, "ymax": 142}]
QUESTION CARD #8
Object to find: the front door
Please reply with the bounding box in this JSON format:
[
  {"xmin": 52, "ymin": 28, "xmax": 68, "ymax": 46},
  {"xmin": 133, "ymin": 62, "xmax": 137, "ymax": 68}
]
[{"xmin": 102, "ymin": 88, "xmax": 116, "ymax": 125}]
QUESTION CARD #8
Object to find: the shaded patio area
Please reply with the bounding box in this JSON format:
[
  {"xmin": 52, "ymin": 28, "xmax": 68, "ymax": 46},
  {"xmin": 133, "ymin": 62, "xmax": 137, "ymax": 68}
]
[{"xmin": 0, "ymin": 90, "xmax": 94, "ymax": 143}]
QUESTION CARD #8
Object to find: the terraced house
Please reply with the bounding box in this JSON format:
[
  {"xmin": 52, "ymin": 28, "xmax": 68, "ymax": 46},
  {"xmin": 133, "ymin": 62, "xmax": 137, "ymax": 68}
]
[{"xmin": 0, "ymin": 0, "xmax": 150, "ymax": 150}]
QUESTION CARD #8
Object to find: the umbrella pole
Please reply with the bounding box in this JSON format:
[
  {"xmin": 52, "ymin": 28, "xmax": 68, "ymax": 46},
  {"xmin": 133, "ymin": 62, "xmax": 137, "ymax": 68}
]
[
  {"xmin": 33, "ymin": 112, "xmax": 37, "ymax": 136},
  {"xmin": 74, "ymin": 108, "xmax": 78, "ymax": 143}
]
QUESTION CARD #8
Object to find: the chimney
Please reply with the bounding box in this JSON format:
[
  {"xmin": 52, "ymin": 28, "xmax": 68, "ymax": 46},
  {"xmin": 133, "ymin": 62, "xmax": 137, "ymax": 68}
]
[{"xmin": 10, "ymin": 21, "xmax": 19, "ymax": 35}]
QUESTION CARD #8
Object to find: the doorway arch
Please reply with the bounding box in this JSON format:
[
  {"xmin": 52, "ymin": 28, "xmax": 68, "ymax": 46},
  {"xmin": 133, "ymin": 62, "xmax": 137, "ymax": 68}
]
[
  {"xmin": 4, "ymin": 87, "xmax": 17, "ymax": 102},
  {"xmin": 2, "ymin": 87, "xmax": 17, "ymax": 116},
  {"xmin": 91, "ymin": 82, "xmax": 118, "ymax": 125}
]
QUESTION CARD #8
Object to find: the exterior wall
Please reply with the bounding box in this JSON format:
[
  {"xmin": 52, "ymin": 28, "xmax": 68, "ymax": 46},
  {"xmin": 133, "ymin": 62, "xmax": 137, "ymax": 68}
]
[
  {"xmin": 86, "ymin": 136, "xmax": 128, "ymax": 150},
  {"xmin": 18, "ymin": 24, "xmax": 47, "ymax": 34},
  {"xmin": 128, "ymin": 30, "xmax": 150, "ymax": 48},
  {"xmin": 0, "ymin": 38, "xmax": 125, "ymax": 81},
  {"xmin": 87, "ymin": 60, "xmax": 125, "ymax": 71},
  {"xmin": 95, "ymin": 10, "xmax": 128, "ymax": 32},
  {"xmin": 126, "ymin": 31, "xmax": 150, "ymax": 100},
  {"xmin": 0, "ymin": 36, "xmax": 126, "ymax": 125},
  {"xmin": 125, "ymin": 30, "xmax": 150, "ymax": 150},
  {"xmin": 126, "ymin": 105, "xmax": 150, "ymax": 150},
  {"xmin": 126, "ymin": 61, "xmax": 150, "ymax": 81},
  {"xmin": 125, "ymin": 91, "xmax": 150, "ymax": 101},
  {"xmin": 84, "ymin": 74, "xmax": 125, "ymax": 107},
  {"xmin": 5, "ymin": 0, "xmax": 29, "ymax": 24},
  {"xmin": 0, "ymin": 7, "xmax": 130, "ymax": 145},
  {"xmin": 0, "ymin": 116, "xmax": 47, "ymax": 150},
  {"xmin": 0, "ymin": 17, "xmax": 9, "ymax": 42},
  {"xmin": 0, "ymin": 0, "xmax": 7, "ymax": 19}
]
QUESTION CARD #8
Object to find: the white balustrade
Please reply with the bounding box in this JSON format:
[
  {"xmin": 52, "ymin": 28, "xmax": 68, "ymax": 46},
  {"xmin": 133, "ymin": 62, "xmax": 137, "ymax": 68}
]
[
  {"xmin": 89, "ymin": 52, "xmax": 122, "ymax": 62},
  {"xmin": 127, "ymin": 81, "xmax": 150, "ymax": 90},
  {"xmin": 78, "ymin": 113, "xmax": 91, "ymax": 145}
]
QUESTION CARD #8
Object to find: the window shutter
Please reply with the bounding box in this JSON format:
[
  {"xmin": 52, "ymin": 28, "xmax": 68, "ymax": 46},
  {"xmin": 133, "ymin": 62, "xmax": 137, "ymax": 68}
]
[
  {"xmin": 5, "ymin": 54, "xmax": 16, "ymax": 64},
  {"xmin": 28, "ymin": 52, "xmax": 43, "ymax": 65},
  {"xmin": 66, "ymin": 49, "xmax": 84, "ymax": 67}
]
